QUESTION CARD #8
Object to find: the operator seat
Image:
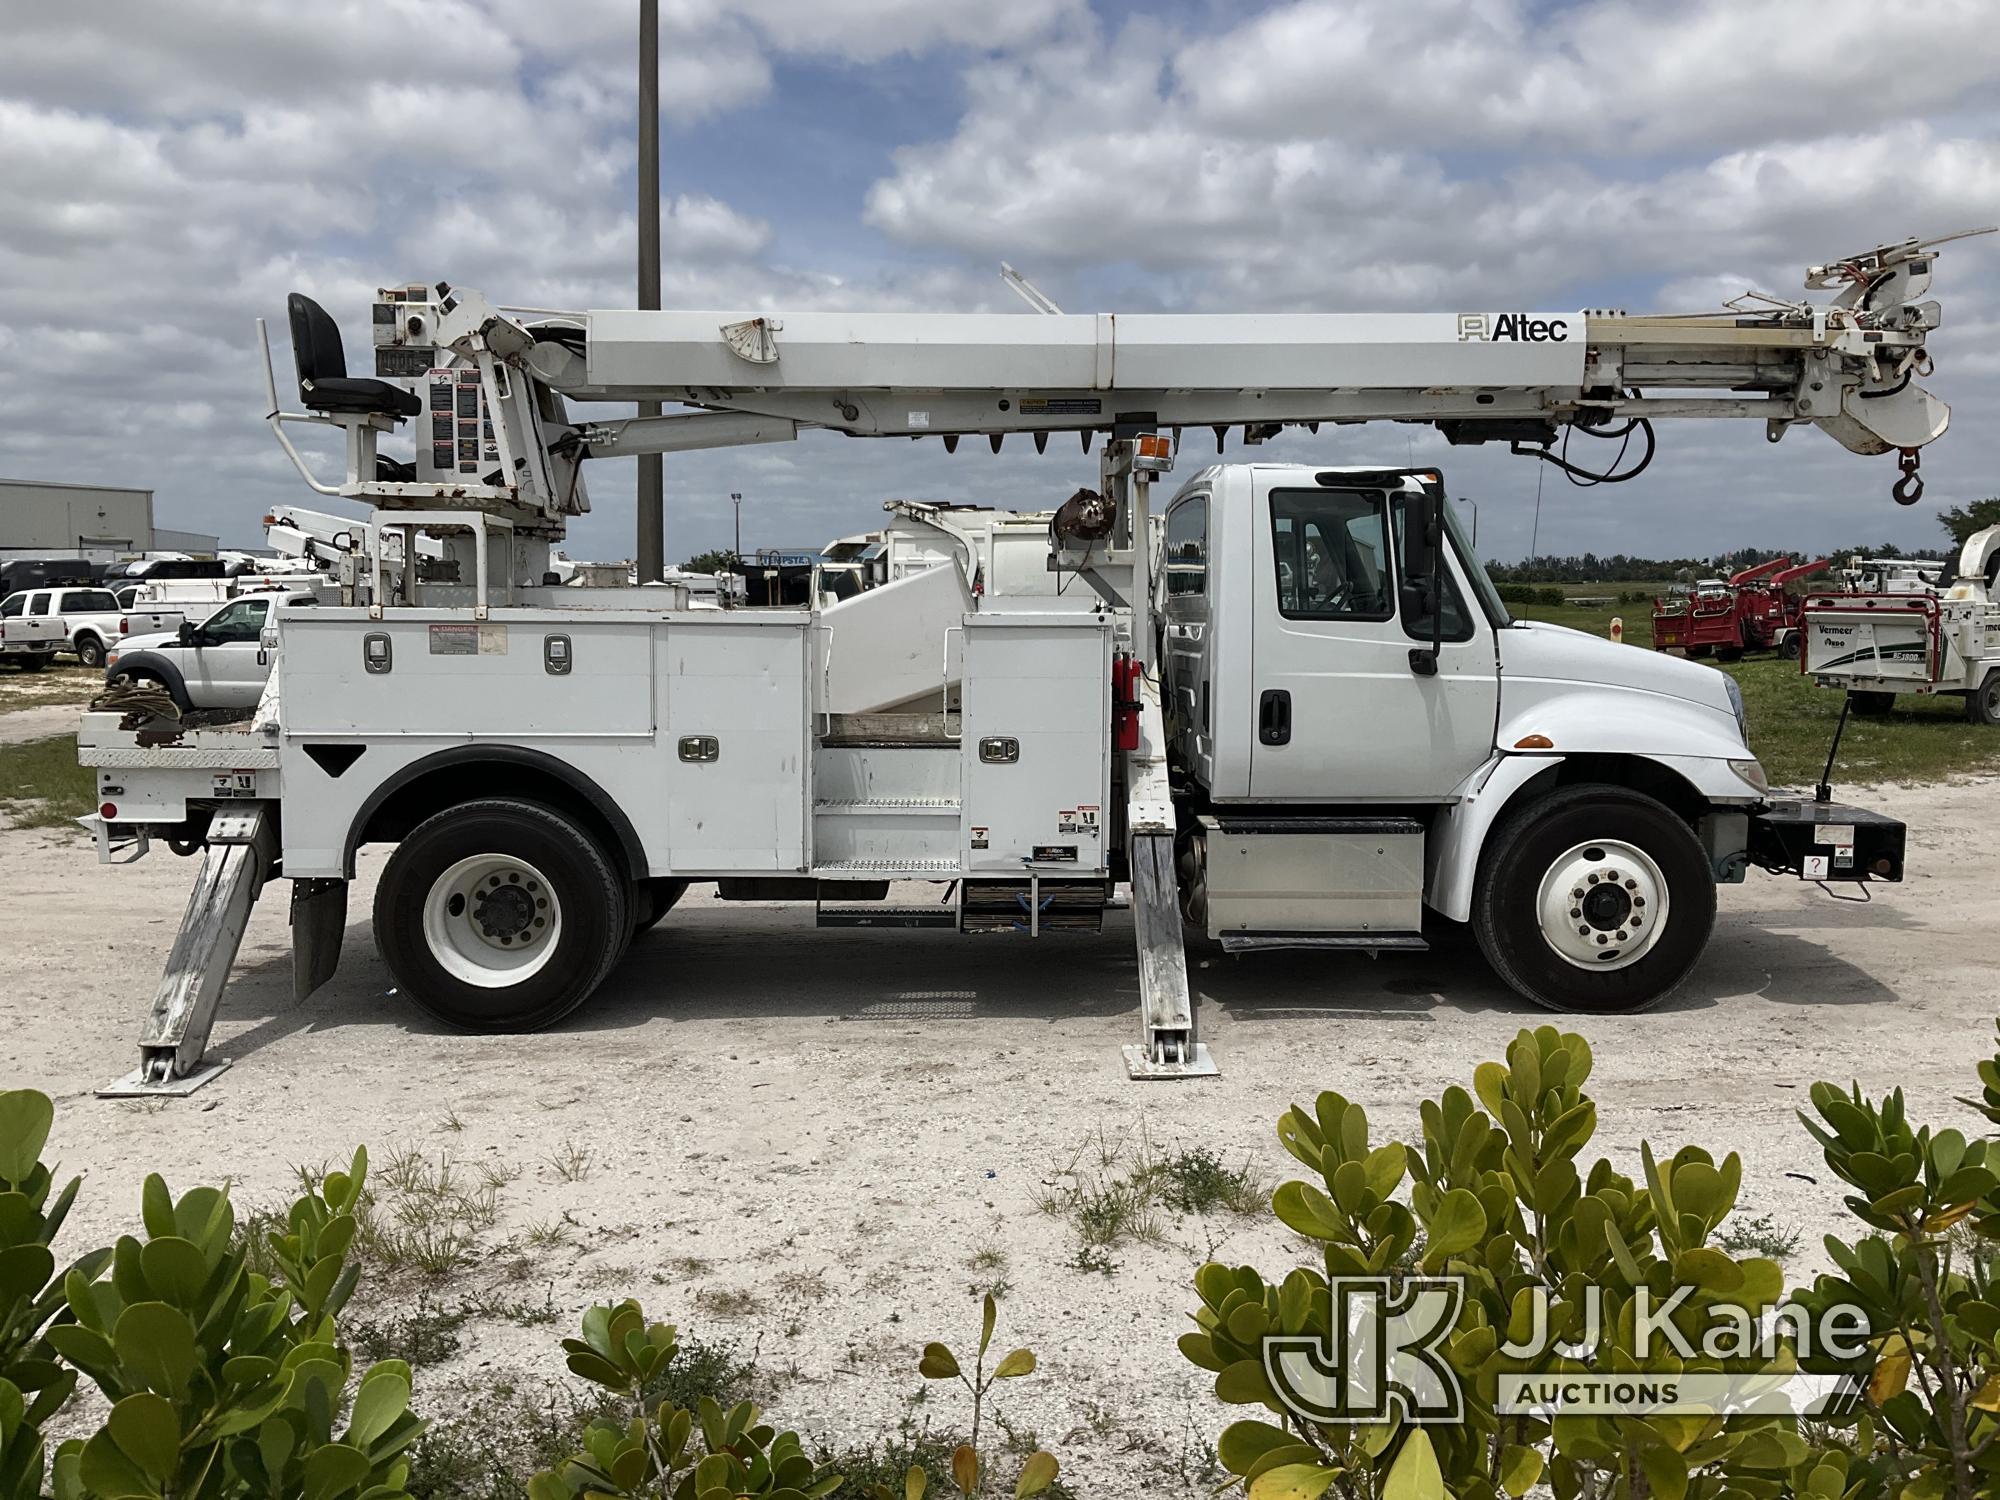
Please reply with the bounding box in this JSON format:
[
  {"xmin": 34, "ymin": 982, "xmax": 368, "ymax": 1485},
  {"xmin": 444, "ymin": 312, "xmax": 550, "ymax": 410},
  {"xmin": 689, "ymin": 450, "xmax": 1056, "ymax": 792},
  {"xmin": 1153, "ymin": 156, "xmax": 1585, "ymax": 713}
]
[{"xmin": 287, "ymin": 293, "xmax": 421, "ymax": 419}]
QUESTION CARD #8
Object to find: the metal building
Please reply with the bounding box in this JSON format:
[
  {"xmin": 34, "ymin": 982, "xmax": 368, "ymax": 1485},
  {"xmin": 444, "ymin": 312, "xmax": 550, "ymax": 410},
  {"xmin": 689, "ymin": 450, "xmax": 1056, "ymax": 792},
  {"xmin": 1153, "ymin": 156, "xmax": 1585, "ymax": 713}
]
[{"xmin": 0, "ymin": 478, "xmax": 216, "ymax": 561}]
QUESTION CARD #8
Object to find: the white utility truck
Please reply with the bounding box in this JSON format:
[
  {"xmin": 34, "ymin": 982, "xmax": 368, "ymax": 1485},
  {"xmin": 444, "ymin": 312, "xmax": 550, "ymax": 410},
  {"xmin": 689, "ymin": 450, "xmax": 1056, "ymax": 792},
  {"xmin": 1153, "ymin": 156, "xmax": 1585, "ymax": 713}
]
[
  {"xmin": 1801, "ymin": 525, "xmax": 2000, "ymax": 721},
  {"xmin": 75, "ymin": 231, "xmax": 1978, "ymax": 1094}
]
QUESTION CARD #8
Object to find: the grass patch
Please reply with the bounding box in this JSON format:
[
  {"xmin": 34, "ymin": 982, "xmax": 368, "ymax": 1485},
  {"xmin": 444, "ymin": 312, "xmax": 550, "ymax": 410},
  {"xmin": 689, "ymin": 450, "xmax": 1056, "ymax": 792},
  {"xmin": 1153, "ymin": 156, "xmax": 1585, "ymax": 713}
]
[
  {"xmin": 0, "ymin": 733, "xmax": 94, "ymax": 830},
  {"xmin": 1509, "ymin": 598, "xmax": 2000, "ymax": 787},
  {"xmin": 1034, "ymin": 1127, "xmax": 1265, "ymax": 1270},
  {"xmin": 1715, "ymin": 1211, "xmax": 1803, "ymax": 1260},
  {"xmin": 0, "ymin": 663, "xmax": 98, "ymax": 711}
]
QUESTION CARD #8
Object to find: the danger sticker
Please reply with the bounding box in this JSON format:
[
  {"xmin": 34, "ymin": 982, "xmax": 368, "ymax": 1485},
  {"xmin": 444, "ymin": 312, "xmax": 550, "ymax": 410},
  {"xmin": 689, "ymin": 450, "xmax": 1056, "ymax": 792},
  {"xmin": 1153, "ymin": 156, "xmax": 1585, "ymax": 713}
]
[
  {"xmin": 1057, "ymin": 805, "xmax": 1100, "ymax": 837},
  {"xmin": 428, "ymin": 623, "xmax": 510, "ymax": 656}
]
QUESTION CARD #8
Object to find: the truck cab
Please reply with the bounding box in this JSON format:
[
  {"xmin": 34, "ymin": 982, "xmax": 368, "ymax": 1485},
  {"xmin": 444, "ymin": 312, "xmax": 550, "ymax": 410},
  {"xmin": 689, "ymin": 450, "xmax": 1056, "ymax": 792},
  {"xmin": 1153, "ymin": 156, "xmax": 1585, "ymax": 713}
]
[{"xmin": 1157, "ymin": 463, "xmax": 1872, "ymax": 1014}]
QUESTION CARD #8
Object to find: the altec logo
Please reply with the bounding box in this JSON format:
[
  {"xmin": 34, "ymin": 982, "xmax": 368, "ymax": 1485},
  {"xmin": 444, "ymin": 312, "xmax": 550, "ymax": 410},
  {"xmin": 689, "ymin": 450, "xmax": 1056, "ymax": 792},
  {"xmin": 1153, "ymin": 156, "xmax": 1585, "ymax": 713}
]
[{"xmin": 1457, "ymin": 313, "xmax": 1571, "ymax": 343}]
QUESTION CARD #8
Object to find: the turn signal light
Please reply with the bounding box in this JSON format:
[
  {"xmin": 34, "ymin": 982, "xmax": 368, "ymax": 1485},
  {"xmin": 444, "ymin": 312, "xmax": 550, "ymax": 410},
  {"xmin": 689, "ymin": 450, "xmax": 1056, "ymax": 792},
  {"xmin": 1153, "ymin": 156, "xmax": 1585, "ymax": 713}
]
[{"xmin": 1514, "ymin": 733, "xmax": 1555, "ymax": 750}]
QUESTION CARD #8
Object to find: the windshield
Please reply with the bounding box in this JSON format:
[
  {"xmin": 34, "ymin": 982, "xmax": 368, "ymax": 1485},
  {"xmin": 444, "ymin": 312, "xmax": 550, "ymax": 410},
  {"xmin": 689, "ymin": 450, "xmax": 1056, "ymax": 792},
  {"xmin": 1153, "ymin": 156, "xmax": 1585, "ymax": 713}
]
[{"xmin": 1440, "ymin": 496, "xmax": 1511, "ymax": 626}]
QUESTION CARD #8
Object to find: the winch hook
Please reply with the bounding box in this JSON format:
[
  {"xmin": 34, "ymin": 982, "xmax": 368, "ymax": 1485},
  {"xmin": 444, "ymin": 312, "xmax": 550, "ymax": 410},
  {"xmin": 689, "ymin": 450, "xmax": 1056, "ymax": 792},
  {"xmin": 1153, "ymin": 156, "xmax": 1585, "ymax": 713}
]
[{"xmin": 1892, "ymin": 448, "xmax": 1924, "ymax": 506}]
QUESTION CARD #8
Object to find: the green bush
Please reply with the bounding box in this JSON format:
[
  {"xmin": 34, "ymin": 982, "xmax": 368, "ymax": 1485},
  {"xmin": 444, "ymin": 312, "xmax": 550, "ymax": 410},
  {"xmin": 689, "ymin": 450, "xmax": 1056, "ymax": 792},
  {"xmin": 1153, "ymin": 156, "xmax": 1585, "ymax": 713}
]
[
  {"xmin": 0, "ymin": 1092, "xmax": 1051, "ymax": 1500},
  {"xmin": 1179, "ymin": 1022, "xmax": 2000, "ymax": 1500}
]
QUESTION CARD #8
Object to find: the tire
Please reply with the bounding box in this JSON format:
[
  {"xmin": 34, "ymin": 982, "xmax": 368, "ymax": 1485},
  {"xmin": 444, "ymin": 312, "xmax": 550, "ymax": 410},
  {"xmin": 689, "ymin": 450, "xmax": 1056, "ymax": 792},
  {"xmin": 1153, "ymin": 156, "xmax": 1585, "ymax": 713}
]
[
  {"xmin": 1686, "ymin": 645, "xmax": 1712, "ymax": 660},
  {"xmin": 1778, "ymin": 633, "xmax": 1801, "ymax": 661},
  {"xmin": 1471, "ymin": 784, "xmax": 1716, "ymax": 1015},
  {"xmin": 631, "ymin": 878, "xmax": 689, "ymax": 935},
  {"xmin": 1848, "ymin": 691, "xmax": 1895, "ymax": 717},
  {"xmin": 74, "ymin": 635, "xmax": 105, "ymax": 669},
  {"xmin": 1715, "ymin": 646, "xmax": 1744, "ymax": 663},
  {"xmin": 15, "ymin": 654, "xmax": 46, "ymax": 674},
  {"xmin": 1968, "ymin": 670, "xmax": 2000, "ymax": 727},
  {"xmin": 374, "ymin": 798, "xmax": 629, "ymax": 1032}
]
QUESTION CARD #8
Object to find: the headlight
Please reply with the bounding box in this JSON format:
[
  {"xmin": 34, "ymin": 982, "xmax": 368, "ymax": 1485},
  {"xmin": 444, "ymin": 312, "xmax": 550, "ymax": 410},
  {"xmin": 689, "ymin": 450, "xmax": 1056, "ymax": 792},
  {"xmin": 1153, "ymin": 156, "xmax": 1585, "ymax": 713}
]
[
  {"xmin": 1722, "ymin": 676, "xmax": 1749, "ymax": 745},
  {"xmin": 1727, "ymin": 757, "xmax": 1769, "ymax": 794}
]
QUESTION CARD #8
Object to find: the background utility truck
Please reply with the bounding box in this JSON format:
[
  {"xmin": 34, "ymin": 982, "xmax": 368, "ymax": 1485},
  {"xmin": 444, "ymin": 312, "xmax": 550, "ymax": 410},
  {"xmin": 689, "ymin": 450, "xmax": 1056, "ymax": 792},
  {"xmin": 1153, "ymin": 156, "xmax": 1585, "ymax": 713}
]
[
  {"xmin": 1802, "ymin": 524, "xmax": 2000, "ymax": 721},
  {"xmin": 73, "ymin": 229, "xmax": 1976, "ymax": 1094}
]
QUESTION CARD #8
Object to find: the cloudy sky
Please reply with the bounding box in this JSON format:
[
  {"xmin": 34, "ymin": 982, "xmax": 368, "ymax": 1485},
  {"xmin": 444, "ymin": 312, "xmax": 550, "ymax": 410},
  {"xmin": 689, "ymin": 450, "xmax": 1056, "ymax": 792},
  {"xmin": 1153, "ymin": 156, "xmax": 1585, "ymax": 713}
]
[{"xmin": 2, "ymin": 0, "xmax": 1997, "ymax": 564}]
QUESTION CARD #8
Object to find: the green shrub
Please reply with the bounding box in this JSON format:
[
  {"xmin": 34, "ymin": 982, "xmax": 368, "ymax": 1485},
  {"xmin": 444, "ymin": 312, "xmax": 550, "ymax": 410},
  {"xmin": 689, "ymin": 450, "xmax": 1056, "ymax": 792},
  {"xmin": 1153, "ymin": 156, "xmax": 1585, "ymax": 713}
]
[{"xmin": 1180, "ymin": 1023, "xmax": 2000, "ymax": 1500}]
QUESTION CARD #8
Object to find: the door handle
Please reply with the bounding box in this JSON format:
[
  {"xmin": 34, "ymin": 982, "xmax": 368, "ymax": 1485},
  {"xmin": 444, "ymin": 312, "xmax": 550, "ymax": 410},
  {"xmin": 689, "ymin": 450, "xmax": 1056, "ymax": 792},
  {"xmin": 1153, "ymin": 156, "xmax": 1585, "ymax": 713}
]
[{"xmin": 1258, "ymin": 688, "xmax": 1291, "ymax": 746}]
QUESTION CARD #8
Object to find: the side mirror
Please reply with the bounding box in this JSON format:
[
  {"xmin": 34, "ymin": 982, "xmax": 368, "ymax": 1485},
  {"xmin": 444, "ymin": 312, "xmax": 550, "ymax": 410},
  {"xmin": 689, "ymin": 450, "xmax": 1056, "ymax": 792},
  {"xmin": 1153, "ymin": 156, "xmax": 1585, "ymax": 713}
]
[
  {"xmin": 177, "ymin": 621, "xmax": 198, "ymax": 647},
  {"xmin": 1407, "ymin": 489, "xmax": 1446, "ymax": 676}
]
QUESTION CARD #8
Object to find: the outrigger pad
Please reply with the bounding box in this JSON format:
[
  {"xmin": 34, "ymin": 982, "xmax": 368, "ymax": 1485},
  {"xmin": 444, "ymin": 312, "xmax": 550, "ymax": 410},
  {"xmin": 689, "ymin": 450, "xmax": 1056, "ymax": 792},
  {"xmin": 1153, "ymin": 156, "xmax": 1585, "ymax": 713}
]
[{"xmin": 97, "ymin": 1059, "xmax": 231, "ymax": 1099}]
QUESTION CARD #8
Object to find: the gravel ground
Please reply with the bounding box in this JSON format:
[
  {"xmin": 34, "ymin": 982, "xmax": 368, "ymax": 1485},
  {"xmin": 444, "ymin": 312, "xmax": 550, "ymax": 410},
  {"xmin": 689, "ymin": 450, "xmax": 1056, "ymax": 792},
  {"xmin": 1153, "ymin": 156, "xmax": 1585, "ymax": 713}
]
[{"xmin": 3, "ymin": 775, "xmax": 1994, "ymax": 1493}]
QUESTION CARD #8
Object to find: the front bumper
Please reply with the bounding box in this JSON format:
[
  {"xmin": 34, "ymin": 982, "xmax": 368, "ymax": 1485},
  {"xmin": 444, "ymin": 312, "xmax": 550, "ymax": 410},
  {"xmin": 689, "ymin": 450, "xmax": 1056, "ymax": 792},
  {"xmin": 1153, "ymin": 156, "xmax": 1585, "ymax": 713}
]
[{"xmin": 1748, "ymin": 799, "xmax": 1905, "ymax": 883}]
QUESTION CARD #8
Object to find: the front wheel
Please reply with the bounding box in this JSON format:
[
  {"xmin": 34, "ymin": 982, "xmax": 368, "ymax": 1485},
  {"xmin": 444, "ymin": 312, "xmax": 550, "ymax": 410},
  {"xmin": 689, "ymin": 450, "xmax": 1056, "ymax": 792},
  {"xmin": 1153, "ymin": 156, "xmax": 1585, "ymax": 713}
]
[
  {"xmin": 1968, "ymin": 671, "xmax": 2000, "ymax": 726},
  {"xmin": 1471, "ymin": 785, "xmax": 1716, "ymax": 1014},
  {"xmin": 374, "ymin": 798, "xmax": 629, "ymax": 1032}
]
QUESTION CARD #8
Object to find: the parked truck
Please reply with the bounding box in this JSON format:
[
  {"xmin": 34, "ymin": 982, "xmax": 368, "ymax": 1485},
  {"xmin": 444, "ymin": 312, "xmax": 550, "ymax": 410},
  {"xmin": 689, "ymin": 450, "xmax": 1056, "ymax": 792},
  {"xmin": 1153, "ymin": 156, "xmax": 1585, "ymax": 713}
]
[
  {"xmin": 1801, "ymin": 525, "xmax": 2000, "ymax": 721},
  {"xmin": 72, "ymin": 229, "xmax": 1978, "ymax": 1093},
  {"xmin": 1651, "ymin": 556, "xmax": 1828, "ymax": 660},
  {"xmin": 0, "ymin": 585, "xmax": 128, "ymax": 668}
]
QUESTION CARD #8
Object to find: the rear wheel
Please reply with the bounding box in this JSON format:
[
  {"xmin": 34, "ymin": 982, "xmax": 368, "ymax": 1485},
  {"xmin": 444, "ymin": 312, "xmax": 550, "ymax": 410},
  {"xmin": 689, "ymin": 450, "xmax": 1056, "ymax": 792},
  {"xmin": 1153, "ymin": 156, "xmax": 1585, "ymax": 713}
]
[
  {"xmin": 74, "ymin": 635, "xmax": 105, "ymax": 669},
  {"xmin": 1848, "ymin": 691, "xmax": 1896, "ymax": 717},
  {"xmin": 1968, "ymin": 670, "xmax": 2000, "ymax": 726},
  {"xmin": 1686, "ymin": 645, "xmax": 1712, "ymax": 660},
  {"xmin": 1471, "ymin": 785, "xmax": 1715, "ymax": 1014},
  {"xmin": 15, "ymin": 654, "xmax": 46, "ymax": 674},
  {"xmin": 1778, "ymin": 632, "xmax": 1801, "ymax": 661},
  {"xmin": 374, "ymin": 798, "xmax": 628, "ymax": 1031},
  {"xmin": 1715, "ymin": 646, "xmax": 1744, "ymax": 663}
]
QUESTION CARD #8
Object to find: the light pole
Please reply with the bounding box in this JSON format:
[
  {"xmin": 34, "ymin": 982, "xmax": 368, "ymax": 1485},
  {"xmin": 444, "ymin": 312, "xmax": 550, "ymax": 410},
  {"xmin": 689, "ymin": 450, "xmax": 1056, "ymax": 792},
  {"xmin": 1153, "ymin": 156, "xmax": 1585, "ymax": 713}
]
[
  {"xmin": 635, "ymin": 0, "xmax": 664, "ymax": 582},
  {"xmin": 730, "ymin": 492, "xmax": 743, "ymax": 564},
  {"xmin": 1456, "ymin": 495, "xmax": 1478, "ymax": 550}
]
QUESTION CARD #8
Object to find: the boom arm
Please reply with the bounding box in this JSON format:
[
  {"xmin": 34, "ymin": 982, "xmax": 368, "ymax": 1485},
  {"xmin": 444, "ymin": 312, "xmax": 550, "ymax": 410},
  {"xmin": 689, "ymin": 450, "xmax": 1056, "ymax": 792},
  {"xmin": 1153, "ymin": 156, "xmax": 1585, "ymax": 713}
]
[{"xmin": 274, "ymin": 228, "xmax": 1991, "ymax": 526}]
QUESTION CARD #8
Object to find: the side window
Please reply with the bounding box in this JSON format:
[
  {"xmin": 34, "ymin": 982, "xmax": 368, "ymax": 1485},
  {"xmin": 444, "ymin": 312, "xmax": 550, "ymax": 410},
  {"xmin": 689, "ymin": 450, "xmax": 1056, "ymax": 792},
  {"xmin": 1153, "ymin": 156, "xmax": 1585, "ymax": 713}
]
[
  {"xmin": 1270, "ymin": 489, "xmax": 1393, "ymax": 620},
  {"xmin": 201, "ymin": 599, "xmax": 267, "ymax": 643},
  {"xmin": 69, "ymin": 590, "xmax": 119, "ymax": 612},
  {"xmin": 27, "ymin": 593, "xmax": 51, "ymax": 616},
  {"xmin": 1391, "ymin": 497, "xmax": 1473, "ymax": 642},
  {"xmin": 1164, "ymin": 496, "xmax": 1207, "ymax": 597},
  {"xmin": 0, "ymin": 595, "xmax": 20, "ymax": 618}
]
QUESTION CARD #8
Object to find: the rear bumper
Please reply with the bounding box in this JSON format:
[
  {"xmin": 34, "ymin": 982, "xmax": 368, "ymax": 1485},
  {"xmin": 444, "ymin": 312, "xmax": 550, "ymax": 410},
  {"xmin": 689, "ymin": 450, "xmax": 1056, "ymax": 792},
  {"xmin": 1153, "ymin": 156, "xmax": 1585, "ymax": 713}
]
[{"xmin": 1748, "ymin": 799, "xmax": 1905, "ymax": 882}]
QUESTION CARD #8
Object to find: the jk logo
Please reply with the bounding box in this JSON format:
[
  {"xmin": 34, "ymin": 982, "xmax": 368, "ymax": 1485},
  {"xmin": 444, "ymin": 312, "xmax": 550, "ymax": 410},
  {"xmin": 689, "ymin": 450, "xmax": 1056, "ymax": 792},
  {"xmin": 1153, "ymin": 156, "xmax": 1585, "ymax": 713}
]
[{"xmin": 1263, "ymin": 1277, "xmax": 1466, "ymax": 1425}]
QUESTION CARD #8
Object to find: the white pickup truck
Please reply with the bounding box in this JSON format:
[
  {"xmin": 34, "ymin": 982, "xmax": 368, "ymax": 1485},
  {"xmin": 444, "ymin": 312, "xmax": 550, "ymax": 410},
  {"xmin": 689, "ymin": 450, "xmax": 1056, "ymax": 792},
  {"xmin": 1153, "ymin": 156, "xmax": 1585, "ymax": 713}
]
[
  {"xmin": 104, "ymin": 591, "xmax": 317, "ymax": 711},
  {"xmin": 0, "ymin": 585, "xmax": 127, "ymax": 669}
]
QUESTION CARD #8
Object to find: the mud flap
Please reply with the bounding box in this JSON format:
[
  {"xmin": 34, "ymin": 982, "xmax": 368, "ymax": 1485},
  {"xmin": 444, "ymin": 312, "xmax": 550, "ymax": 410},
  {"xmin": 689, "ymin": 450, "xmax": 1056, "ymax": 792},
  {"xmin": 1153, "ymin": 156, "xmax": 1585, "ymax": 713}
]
[{"xmin": 291, "ymin": 878, "xmax": 348, "ymax": 1001}]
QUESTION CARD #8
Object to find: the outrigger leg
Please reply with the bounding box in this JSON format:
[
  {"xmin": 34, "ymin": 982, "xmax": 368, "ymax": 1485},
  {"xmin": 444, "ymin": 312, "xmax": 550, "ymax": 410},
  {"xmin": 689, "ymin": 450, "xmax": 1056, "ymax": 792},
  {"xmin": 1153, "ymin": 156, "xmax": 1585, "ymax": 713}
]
[
  {"xmin": 1121, "ymin": 689, "xmax": 1218, "ymax": 1080},
  {"xmin": 99, "ymin": 809, "xmax": 274, "ymax": 1098}
]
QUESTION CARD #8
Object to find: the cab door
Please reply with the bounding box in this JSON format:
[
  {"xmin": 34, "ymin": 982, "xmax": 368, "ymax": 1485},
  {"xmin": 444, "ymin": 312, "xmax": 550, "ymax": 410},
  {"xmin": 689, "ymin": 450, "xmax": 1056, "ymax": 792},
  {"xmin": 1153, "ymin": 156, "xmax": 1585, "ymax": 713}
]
[
  {"xmin": 183, "ymin": 597, "xmax": 272, "ymax": 707},
  {"xmin": 1247, "ymin": 478, "xmax": 1498, "ymax": 801}
]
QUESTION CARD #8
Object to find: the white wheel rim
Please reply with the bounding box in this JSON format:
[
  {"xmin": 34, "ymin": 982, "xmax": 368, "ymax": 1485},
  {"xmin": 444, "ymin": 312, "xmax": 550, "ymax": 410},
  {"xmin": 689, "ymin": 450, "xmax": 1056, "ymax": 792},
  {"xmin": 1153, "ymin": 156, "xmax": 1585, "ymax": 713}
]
[
  {"xmin": 1534, "ymin": 838, "xmax": 1669, "ymax": 972},
  {"xmin": 421, "ymin": 853, "xmax": 563, "ymax": 988}
]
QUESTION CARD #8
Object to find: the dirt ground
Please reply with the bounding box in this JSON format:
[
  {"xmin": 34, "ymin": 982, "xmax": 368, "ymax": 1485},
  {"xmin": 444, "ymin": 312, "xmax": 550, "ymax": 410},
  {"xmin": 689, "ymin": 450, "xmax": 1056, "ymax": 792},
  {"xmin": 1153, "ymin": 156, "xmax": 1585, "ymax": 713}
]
[{"xmin": 4, "ymin": 773, "xmax": 1996, "ymax": 1493}]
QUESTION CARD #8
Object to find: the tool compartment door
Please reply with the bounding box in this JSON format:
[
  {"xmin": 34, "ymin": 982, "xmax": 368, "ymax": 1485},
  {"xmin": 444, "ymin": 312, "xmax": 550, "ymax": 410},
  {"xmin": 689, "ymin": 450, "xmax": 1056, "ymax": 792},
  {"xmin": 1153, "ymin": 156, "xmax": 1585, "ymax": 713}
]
[
  {"xmin": 960, "ymin": 615, "xmax": 1111, "ymax": 874},
  {"xmin": 662, "ymin": 618, "xmax": 809, "ymax": 872}
]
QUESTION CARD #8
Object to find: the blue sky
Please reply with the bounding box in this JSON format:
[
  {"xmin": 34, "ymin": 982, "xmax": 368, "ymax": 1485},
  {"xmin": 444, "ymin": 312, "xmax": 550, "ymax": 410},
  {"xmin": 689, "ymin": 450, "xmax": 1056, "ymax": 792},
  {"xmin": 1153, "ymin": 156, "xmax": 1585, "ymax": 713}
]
[{"xmin": 1, "ymin": 0, "xmax": 1996, "ymax": 565}]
